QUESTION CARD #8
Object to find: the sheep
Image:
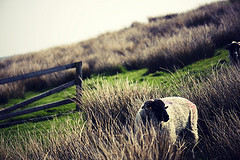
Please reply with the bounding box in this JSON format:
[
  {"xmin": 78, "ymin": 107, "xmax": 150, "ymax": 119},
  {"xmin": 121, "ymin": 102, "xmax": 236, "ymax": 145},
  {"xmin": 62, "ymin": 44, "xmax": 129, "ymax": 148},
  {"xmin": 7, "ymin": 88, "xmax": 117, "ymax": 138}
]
[
  {"xmin": 135, "ymin": 97, "xmax": 199, "ymax": 144},
  {"xmin": 225, "ymin": 41, "xmax": 240, "ymax": 65}
]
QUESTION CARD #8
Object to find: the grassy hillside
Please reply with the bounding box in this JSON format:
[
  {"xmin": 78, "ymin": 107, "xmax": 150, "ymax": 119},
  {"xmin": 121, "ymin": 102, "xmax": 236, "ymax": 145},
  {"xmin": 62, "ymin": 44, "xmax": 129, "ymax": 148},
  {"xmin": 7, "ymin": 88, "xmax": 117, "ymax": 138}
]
[
  {"xmin": 0, "ymin": 48, "xmax": 229, "ymax": 124},
  {"xmin": 1, "ymin": 49, "xmax": 240, "ymax": 159},
  {"xmin": 1, "ymin": 47, "xmax": 240, "ymax": 159},
  {"xmin": 1, "ymin": 1, "xmax": 240, "ymax": 104}
]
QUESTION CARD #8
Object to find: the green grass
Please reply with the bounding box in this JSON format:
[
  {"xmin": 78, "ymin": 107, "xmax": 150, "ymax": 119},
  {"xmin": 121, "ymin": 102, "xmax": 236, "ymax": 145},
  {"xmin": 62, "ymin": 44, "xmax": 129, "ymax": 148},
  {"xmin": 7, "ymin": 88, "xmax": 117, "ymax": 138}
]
[
  {"xmin": 0, "ymin": 86, "xmax": 76, "ymax": 123},
  {"xmin": 95, "ymin": 48, "xmax": 229, "ymax": 85},
  {"xmin": 0, "ymin": 112, "xmax": 83, "ymax": 140},
  {"xmin": 0, "ymin": 48, "xmax": 229, "ymax": 134}
]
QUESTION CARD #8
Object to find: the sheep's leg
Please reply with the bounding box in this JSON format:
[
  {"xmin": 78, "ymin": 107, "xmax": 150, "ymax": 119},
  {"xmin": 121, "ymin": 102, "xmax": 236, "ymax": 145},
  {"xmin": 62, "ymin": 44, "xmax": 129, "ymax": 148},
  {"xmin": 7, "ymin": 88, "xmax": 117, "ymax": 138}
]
[
  {"xmin": 190, "ymin": 115, "xmax": 199, "ymax": 159},
  {"xmin": 186, "ymin": 100, "xmax": 199, "ymax": 143},
  {"xmin": 190, "ymin": 113, "xmax": 199, "ymax": 143},
  {"xmin": 168, "ymin": 126, "xmax": 177, "ymax": 144},
  {"xmin": 191, "ymin": 130, "xmax": 199, "ymax": 144}
]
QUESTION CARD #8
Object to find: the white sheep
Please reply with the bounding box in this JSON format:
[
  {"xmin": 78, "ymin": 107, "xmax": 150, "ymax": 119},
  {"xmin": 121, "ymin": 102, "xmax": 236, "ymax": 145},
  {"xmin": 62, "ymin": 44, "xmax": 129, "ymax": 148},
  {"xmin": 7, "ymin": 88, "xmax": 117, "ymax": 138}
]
[{"xmin": 135, "ymin": 97, "xmax": 199, "ymax": 144}]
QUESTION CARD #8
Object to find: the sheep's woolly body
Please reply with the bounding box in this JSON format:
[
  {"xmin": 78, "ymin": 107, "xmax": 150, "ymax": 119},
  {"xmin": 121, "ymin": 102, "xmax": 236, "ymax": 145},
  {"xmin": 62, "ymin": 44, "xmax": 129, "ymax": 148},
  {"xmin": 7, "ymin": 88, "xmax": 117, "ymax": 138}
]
[
  {"xmin": 135, "ymin": 97, "xmax": 198, "ymax": 144},
  {"xmin": 161, "ymin": 97, "xmax": 198, "ymax": 143}
]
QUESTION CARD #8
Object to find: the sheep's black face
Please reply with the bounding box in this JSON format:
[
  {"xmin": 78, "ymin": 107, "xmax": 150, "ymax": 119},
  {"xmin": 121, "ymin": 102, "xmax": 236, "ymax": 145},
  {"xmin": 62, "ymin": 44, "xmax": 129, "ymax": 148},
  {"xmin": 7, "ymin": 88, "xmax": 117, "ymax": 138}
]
[
  {"xmin": 142, "ymin": 99, "xmax": 169, "ymax": 123},
  {"xmin": 225, "ymin": 42, "xmax": 240, "ymax": 62},
  {"xmin": 228, "ymin": 44, "xmax": 239, "ymax": 55}
]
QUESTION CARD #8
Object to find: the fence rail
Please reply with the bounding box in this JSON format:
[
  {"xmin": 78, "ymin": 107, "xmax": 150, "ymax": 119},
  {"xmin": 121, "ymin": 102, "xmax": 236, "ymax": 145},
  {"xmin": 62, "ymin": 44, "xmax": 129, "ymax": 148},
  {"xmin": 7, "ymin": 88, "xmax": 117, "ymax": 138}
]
[
  {"xmin": 0, "ymin": 62, "xmax": 77, "ymax": 85},
  {"xmin": 0, "ymin": 61, "xmax": 82, "ymax": 123},
  {"xmin": 0, "ymin": 98, "xmax": 75, "ymax": 121}
]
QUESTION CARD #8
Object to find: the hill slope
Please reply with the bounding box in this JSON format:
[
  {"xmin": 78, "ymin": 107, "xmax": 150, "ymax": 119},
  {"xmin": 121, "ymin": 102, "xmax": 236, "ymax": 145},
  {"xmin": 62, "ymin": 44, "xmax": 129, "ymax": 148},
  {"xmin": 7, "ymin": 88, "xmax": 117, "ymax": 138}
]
[
  {"xmin": 0, "ymin": 0, "xmax": 240, "ymax": 103},
  {"xmin": 1, "ymin": 48, "xmax": 240, "ymax": 159}
]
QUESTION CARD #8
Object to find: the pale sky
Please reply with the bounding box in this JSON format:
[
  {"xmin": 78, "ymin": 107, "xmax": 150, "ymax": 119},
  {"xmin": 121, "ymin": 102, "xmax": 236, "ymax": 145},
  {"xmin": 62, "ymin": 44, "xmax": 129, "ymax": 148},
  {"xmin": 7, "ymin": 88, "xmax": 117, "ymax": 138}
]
[{"xmin": 0, "ymin": 0, "xmax": 222, "ymax": 57}]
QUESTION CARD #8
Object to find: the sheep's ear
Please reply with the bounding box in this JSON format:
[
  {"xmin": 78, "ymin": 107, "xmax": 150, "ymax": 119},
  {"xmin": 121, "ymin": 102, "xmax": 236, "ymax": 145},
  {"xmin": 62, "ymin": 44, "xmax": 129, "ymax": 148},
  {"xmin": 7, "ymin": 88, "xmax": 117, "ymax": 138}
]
[
  {"xmin": 154, "ymin": 99, "xmax": 165, "ymax": 107},
  {"xmin": 165, "ymin": 106, "xmax": 168, "ymax": 109}
]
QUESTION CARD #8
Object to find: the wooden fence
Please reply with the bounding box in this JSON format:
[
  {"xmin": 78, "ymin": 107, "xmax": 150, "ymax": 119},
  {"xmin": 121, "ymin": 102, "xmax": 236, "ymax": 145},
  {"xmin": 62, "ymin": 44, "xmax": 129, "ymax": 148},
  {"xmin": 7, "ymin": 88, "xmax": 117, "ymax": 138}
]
[{"xmin": 0, "ymin": 61, "xmax": 82, "ymax": 123}]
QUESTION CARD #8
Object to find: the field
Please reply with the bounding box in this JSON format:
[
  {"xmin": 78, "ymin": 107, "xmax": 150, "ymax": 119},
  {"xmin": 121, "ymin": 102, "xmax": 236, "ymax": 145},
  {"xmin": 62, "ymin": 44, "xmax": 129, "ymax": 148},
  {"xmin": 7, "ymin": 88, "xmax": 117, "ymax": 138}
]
[
  {"xmin": 1, "ymin": 48, "xmax": 240, "ymax": 159},
  {"xmin": 1, "ymin": 0, "xmax": 240, "ymax": 159}
]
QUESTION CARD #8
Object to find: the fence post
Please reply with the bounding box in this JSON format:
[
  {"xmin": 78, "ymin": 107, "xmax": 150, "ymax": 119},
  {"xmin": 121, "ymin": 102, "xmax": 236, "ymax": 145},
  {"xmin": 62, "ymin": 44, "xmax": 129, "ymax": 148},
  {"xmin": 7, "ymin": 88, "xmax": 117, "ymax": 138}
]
[{"xmin": 75, "ymin": 61, "xmax": 82, "ymax": 111}]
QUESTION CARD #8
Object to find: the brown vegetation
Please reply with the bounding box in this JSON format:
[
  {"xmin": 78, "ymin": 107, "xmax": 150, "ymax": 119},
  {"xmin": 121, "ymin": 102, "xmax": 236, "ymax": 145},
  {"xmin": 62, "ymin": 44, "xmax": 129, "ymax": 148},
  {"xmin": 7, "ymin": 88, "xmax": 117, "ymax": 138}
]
[
  {"xmin": 174, "ymin": 65, "xmax": 240, "ymax": 159},
  {"xmin": 0, "ymin": 1, "xmax": 240, "ymax": 103},
  {"xmin": 1, "ymin": 65, "xmax": 240, "ymax": 159}
]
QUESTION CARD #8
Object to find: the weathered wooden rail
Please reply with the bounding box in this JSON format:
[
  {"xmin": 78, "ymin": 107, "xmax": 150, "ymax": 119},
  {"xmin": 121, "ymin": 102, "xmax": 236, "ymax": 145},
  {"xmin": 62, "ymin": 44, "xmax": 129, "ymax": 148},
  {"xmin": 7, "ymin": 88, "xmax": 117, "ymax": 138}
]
[{"xmin": 0, "ymin": 61, "xmax": 82, "ymax": 122}]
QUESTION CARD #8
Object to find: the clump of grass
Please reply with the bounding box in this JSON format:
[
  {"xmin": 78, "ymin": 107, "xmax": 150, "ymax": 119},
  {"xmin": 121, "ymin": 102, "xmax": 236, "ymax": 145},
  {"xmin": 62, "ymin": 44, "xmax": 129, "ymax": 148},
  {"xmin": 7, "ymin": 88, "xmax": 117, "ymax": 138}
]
[
  {"xmin": 0, "ymin": 80, "xmax": 187, "ymax": 160},
  {"xmin": 171, "ymin": 65, "xmax": 240, "ymax": 159}
]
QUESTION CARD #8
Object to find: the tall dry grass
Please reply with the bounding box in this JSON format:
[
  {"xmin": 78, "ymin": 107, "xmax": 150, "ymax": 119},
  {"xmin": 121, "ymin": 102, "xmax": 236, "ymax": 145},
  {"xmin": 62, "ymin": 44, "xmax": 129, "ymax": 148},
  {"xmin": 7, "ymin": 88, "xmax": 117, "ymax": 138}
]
[
  {"xmin": 1, "ymin": 65, "xmax": 240, "ymax": 160},
  {"xmin": 170, "ymin": 65, "xmax": 240, "ymax": 159},
  {"xmin": 1, "ymin": 1, "xmax": 240, "ymax": 103},
  {"xmin": 0, "ymin": 79, "xmax": 187, "ymax": 160}
]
